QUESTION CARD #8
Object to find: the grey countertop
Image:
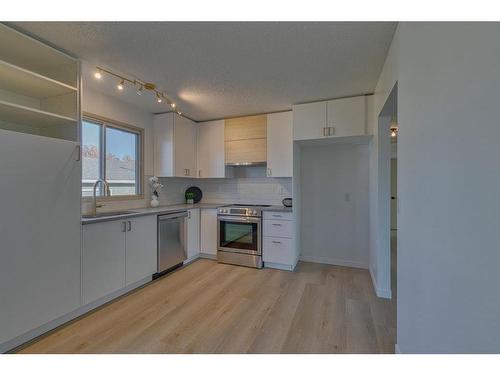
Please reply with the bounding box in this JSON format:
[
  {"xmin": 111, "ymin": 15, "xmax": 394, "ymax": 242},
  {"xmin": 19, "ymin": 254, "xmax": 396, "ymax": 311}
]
[{"xmin": 81, "ymin": 202, "xmax": 292, "ymax": 225}]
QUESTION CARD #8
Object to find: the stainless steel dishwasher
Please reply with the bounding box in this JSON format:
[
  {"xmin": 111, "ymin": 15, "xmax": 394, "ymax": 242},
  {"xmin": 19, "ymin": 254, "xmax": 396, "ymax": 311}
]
[{"xmin": 156, "ymin": 211, "xmax": 188, "ymax": 276}]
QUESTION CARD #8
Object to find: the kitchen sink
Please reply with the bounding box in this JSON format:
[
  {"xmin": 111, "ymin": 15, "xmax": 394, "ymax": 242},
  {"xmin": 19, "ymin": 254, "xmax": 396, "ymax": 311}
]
[{"xmin": 82, "ymin": 211, "xmax": 136, "ymax": 219}]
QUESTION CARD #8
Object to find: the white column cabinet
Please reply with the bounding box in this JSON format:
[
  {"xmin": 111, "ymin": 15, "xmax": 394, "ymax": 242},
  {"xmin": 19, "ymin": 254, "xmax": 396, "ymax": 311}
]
[
  {"xmin": 200, "ymin": 209, "xmax": 218, "ymax": 256},
  {"xmin": 83, "ymin": 216, "xmax": 157, "ymax": 305},
  {"xmin": 0, "ymin": 131, "xmax": 81, "ymax": 346},
  {"xmin": 197, "ymin": 120, "xmax": 226, "ymax": 178},
  {"xmin": 187, "ymin": 209, "xmax": 201, "ymax": 260},
  {"xmin": 125, "ymin": 215, "xmax": 157, "ymax": 286},
  {"xmin": 293, "ymin": 95, "xmax": 366, "ymax": 141},
  {"xmin": 266, "ymin": 111, "xmax": 293, "ymax": 177},
  {"xmin": 154, "ymin": 113, "xmax": 197, "ymax": 177}
]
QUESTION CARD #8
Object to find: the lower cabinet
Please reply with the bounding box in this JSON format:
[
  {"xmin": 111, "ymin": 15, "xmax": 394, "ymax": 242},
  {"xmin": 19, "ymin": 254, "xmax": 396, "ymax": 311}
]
[
  {"xmin": 200, "ymin": 208, "xmax": 218, "ymax": 256},
  {"xmin": 262, "ymin": 211, "xmax": 296, "ymax": 270},
  {"xmin": 125, "ymin": 215, "xmax": 157, "ymax": 285},
  {"xmin": 82, "ymin": 215, "xmax": 157, "ymax": 305},
  {"xmin": 186, "ymin": 209, "xmax": 200, "ymax": 260}
]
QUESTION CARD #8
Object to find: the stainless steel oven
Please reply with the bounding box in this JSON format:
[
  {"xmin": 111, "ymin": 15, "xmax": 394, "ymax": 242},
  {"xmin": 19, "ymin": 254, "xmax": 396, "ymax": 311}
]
[{"xmin": 217, "ymin": 205, "xmax": 268, "ymax": 268}]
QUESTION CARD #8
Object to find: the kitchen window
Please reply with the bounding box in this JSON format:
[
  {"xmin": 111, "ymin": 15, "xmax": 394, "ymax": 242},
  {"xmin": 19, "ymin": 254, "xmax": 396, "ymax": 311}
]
[{"xmin": 81, "ymin": 114, "xmax": 143, "ymax": 198}]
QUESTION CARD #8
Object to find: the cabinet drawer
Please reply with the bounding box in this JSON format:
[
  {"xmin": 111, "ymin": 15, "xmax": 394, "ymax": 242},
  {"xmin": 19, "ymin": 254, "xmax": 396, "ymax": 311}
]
[
  {"xmin": 263, "ymin": 211, "xmax": 294, "ymax": 221},
  {"xmin": 263, "ymin": 237, "xmax": 294, "ymax": 264},
  {"xmin": 263, "ymin": 219, "xmax": 294, "ymax": 238}
]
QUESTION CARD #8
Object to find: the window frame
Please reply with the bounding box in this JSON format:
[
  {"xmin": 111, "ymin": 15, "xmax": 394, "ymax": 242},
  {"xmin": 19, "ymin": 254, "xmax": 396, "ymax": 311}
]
[{"xmin": 81, "ymin": 112, "xmax": 144, "ymax": 202}]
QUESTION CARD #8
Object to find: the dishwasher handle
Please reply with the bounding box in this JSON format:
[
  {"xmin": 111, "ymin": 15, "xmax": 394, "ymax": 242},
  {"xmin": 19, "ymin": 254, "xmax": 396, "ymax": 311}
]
[{"xmin": 158, "ymin": 211, "xmax": 188, "ymax": 221}]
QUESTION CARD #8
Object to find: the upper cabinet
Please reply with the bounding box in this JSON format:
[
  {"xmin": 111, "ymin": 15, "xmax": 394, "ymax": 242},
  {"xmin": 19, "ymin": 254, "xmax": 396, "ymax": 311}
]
[
  {"xmin": 0, "ymin": 24, "xmax": 80, "ymax": 141},
  {"xmin": 225, "ymin": 114, "xmax": 267, "ymax": 165},
  {"xmin": 293, "ymin": 95, "xmax": 367, "ymax": 141},
  {"xmin": 154, "ymin": 113, "xmax": 197, "ymax": 177},
  {"xmin": 267, "ymin": 111, "xmax": 293, "ymax": 177},
  {"xmin": 197, "ymin": 120, "xmax": 226, "ymax": 178}
]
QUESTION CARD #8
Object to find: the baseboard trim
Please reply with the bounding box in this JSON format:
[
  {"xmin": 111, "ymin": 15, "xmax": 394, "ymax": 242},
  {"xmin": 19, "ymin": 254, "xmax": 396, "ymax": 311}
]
[
  {"xmin": 2, "ymin": 276, "xmax": 152, "ymax": 353},
  {"xmin": 264, "ymin": 262, "xmax": 294, "ymax": 271},
  {"xmin": 299, "ymin": 254, "xmax": 368, "ymax": 270},
  {"xmin": 369, "ymin": 266, "xmax": 392, "ymax": 299},
  {"xmin": 199, "ymin": 252, "xmax": 217, "ymax": 260}
]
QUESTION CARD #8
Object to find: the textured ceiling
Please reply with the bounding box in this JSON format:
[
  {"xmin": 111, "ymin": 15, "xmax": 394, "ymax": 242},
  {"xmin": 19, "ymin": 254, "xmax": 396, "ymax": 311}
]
[{"xmin": 12, "ymin": 22, "xmax": 396, "ymax": 121}]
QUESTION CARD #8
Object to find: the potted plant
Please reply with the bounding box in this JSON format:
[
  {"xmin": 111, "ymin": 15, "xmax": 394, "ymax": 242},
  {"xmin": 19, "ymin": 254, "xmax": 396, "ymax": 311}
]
[
  {"xmin": 185, "ymin": 192, "xmax": 195, "ymax": 205},
  {"xmin": 148, "ymin": 176, "xmax": 163, "ymax": 207}
]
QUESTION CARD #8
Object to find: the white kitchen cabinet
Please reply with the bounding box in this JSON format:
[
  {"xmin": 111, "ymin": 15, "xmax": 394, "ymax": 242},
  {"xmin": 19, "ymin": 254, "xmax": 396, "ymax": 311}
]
[
  {"xmin": 263, "ymin": 211, "xmax": 296, "ymax": 271},
  {"xmin": 82, "ymin": 220, "xmax": 126, "ymax": 305},
  {"xmin": 125, "ymin": 216, "xmax": 157, "ymax": 286},
  {"xmin": 293, "ymin": 95, "xmax": 366, "ymax": 141},
  {"xmin": 292, "ymin": 101, "xmax": 326, "ymax": 141},
  {"xmin": 83, "ymin": 215, "xmax": 157, "ymax": 305},
  {"xmin": 200, "ymin": 209, "xmax": 218, "ymax": 256},
  {"xmin": 267, "ymin": 111, "xmax": 293, "ymax": 177},
  {"xmin": 154, "ymin": 112, "xmax": 197, "ymax": 177},
  {"xmin": 187, "ymin": 208, "xmax": 201, "ymax": 260},
  {"xmin": 0, "ymin": 130, "xmax": 81, "ymax": 346},
  {"xmin": 197, "ymin": 120, "xmax": 225, "ymax": 178},
  {"xmin": 326, "ymin": 96, "xmax": 366, "ymax": 137}
]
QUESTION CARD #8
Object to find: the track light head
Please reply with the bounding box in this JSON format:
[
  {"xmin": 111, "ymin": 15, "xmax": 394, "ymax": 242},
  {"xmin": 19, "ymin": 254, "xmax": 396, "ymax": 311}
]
[
  {"xmin": 117, "ymin": 79, "xmax": 124, "ymax": 91},
  {"xmin": 94, "ymin": 69, "xmax": 102, "ymax": 80}
]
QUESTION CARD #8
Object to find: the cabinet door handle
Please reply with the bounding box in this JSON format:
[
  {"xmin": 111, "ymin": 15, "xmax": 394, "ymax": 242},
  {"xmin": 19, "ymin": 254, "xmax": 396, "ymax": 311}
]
[
  {"xmin": 329, "ymin": 127, "xmax": 334, "ymax": 136},
  {"xmin": 267, "ymin": 168, "xmax": 272, "ymax": 176},
  {"xmin": 198, "ymin": 170, "xmax": 201, "ymax": 177},
  {"xmin": 188, "ymin": 211, "xmax": 191, "ymax": 219},
  {"xmin": 75, "ymin": 145, "xmax": 81, "ymax": 161},
  {"xmin": 272, "ymin": 223, "xmax": 282, "ymax": 226},
  {"xmin": 272, "ymin": 240, "xmax": 282, "ymax": 244},
  {"xmin": 272, "ymin": 214, "xmax": 282, "ymax": 218},
  {"xmin": 122, "ymin": 221, "xmax": 127, "ymax": 232},
  {"xmin": 323, "ymin": 127, "xmax": 327, "ymax": 137},
  {"xmin": 127, "ymin": 221, "xmax": 131, "ymax": 231}
]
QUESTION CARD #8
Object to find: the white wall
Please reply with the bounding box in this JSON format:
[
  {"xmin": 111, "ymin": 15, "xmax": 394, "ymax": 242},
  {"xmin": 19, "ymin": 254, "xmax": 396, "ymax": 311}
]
[
  {"xmin": 371, "ymin": 23, "xmax": 500, "ymax": 353},
  {"xmin": 299, "ymin": 143, "xmax": 370, "ymax": 268}
]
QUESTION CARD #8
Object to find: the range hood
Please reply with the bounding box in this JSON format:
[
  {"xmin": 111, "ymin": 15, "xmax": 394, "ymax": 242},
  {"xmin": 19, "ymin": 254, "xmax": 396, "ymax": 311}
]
[{"xmin": 224, "ymin": 114, "xmax": 267, "ymax": 166}]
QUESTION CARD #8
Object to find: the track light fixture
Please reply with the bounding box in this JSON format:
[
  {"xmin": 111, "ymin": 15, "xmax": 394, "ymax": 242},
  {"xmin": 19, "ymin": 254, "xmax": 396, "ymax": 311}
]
[{"xmin": 93, "ymin": 66, "xmax": 180, "ymax": 114}]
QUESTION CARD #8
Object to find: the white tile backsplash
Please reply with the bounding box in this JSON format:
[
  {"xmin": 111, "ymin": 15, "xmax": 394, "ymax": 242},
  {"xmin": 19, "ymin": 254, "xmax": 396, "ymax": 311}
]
[{"xmin": 157, "ymin": 166, "xmax": 292, "ymax": 206}]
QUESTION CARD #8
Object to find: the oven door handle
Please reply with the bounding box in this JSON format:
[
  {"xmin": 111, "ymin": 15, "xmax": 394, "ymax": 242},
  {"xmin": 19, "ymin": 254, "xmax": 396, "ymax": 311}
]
[{"xmin": 217, "ymin": 216, "xmax": 262, "ymax": 224}]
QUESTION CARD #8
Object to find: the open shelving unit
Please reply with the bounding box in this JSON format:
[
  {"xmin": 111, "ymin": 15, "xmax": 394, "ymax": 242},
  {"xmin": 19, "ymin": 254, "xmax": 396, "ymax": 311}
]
[{"xmin": 0, "ymin": 23, "xmax": 80, "ymax": 141}]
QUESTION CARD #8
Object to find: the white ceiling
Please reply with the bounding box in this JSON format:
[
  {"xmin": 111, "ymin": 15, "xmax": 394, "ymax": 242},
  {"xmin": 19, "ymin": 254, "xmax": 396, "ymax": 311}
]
[{"xmin": 12, "ymin": 22, "xmax": 397, "ymax": 122}]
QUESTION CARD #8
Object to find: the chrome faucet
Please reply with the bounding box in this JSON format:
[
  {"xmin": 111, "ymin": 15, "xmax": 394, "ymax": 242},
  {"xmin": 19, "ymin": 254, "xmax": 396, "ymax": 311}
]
[{"xmin": 92, "ymin": 178, "xmax": 111, "ymax": 216}]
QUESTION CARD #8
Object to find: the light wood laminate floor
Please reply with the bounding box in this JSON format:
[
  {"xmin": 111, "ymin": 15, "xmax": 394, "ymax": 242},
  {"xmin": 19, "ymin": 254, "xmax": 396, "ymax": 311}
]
[{"xmin": 16, "ymin": 260, "xmax": 396, "ymax": 354}]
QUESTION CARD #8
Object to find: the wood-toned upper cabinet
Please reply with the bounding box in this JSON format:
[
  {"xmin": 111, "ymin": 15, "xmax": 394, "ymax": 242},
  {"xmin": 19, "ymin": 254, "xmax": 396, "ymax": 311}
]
[
  {"xmin": 326, "ymin": 96, "xmax": 366, "ymax": 137},
  {"xmin": 197, "ymin": 120, "xmax": 225, "ymax": 178},
  {"xmin": 154, "ymin": 113, "xmax": 196, "ymax": 177},
  {"xmin": 267, "ymin": 111, "xmax": 293, "ymax": 177},
  {"xmin": 293, "ymin": 95, "xmax": 366, "ymax": 141},
  {"xmin": 225, "ymin": 115, "xmax": 267, "ymax": 165}
]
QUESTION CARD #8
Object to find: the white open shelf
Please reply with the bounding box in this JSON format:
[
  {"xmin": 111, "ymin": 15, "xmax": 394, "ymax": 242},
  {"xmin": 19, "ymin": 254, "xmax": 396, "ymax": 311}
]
[
  {"xmin": 0, "ymin": 99, "xmax": 77, "ymax": 128},
  {"xmin": 0, "ymin": 59, "xmax": 77, "ymax": 99},
  {"xmin": 0, "ymin": 24, "xmax": 78, "ymax": 87},
  {"xmin": 0, "ymin": 24, "xmax": 80, "ymax": 142}
]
